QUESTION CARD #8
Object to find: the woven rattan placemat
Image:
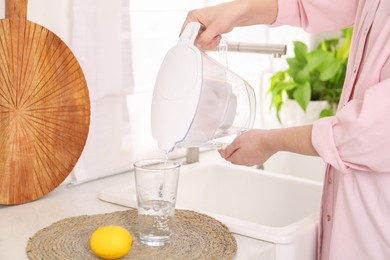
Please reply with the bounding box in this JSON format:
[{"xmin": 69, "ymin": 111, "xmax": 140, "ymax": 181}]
[{"xmin": 26, "ymin": 209, "xmax": 237, "ymax": 259}]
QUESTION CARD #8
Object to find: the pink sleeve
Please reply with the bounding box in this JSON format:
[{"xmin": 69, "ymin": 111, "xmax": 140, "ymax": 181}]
[
  {"xmin": 272, "ymin": 0, "xmax": 357, "ymax": 33},
  {"xmin": 312, "ymin": 78, "xmax": 390, "ymax": 173}
]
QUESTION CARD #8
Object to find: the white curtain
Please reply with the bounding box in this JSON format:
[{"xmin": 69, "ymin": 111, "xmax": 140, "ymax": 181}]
[{"xmin": 68, "ymin": 0, "xmax": 133, "ymax": 184}]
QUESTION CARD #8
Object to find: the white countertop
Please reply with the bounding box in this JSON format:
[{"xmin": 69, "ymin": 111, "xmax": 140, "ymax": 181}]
[{"xmin": 0, "ymin": 162, "xmax": 275, "ymax": 260}]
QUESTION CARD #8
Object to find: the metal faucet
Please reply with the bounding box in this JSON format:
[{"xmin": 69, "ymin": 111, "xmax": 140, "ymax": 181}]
[
  {"xmin": 186, "ymin": 147, "xmax": 199, "ymax": 164},
  {"xmin": 213, "ymin": 42, "xmax": 287, "ymax": 57}
]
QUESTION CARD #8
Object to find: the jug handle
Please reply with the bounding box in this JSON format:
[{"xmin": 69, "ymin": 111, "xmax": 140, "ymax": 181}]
[{"xmin": 179, "ymin": 22, "xmax": 202, "ymax": 45}]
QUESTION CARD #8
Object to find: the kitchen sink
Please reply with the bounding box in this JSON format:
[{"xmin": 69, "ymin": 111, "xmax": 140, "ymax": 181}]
[{"xmin": 99, "ymin": 158, "xmax": 323, "ymax": 260}]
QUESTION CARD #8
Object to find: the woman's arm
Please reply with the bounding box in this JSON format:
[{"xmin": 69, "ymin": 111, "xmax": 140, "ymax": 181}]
[
  {"xmin": 182, "ymin": 0, "xmax": 358, "ymax": 50},
  {"xmin": 219, "ymin": 125, "xmax": 318, "ymax": 166}
]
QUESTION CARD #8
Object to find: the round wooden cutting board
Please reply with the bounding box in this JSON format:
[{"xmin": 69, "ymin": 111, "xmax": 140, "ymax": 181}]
[{"xmin": 0, "ymin": 0, "xmax": 90, "ymax": 204}]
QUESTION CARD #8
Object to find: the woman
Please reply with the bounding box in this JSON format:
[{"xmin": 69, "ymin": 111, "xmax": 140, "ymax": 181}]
[{"xmin": 182, "ymin": 0, "xmax": 390, "ymax": 259}]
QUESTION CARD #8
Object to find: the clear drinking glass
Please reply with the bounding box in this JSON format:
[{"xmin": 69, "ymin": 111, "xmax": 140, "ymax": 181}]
[{"xmin": 133, "ymin": 159, "xmax": 180, "ymax": 246}]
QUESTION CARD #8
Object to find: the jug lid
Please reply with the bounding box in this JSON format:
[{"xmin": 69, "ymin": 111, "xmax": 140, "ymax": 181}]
[{"xmin": 151, "ymin": 22, "xmax": 203, "ymax": 151}]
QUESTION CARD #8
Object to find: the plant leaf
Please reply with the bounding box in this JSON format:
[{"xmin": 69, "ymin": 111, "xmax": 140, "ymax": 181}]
[
  {"xmin": 319, "ymin": 39, "xmax": 339, "ymax": 51},
  {"xmin": 269, "ymin": 71, "xmax": 286, "ymax": 86},
  {"xmin": 293, "ymin": 41, "xmax": 308, "ymax": 63},
  {"xmin": 269, "ymin": 81, "xmax": 296, "ymax": 95},
  {"xmin": 319, "ymin": 108, "xmax": 335, "ymax": 118},
  {"xmin": 337, "ymin": 27, "xmax": 353, "ymax": 60},
  {"xmin": 293, "ymin": 82, "xmax": 311, "ymax": 111},
  {"xmin": 294, "ymin": 65, "xmax": 310, "ymax": 83},
  {"xmin": 307, "ymin": 50, "xmax": 334, "ymax": 71},
  {"xmin": 286, "ymin": 57, "xmax": 303, "ymax": 70},
  {"xmin": 320, "ymin": 60, "xmax": 342, "ymax": 81}
]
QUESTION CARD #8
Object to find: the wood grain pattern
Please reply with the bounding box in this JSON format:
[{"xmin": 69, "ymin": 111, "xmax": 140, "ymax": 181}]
[{"xmin": 0, "ymin": 0, "xmax": 90, "ymax": 204}]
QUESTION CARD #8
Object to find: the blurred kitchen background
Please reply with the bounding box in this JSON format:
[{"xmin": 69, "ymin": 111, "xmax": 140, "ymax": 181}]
[{"xmin": 1, "ymin": 0, "xmax": 326, "ymax": 184}]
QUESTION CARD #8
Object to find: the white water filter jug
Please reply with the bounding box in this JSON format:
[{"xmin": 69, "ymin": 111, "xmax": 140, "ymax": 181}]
[{"xmin": 151, "ymin": 22, "xmax": 256, "ymax": 151}]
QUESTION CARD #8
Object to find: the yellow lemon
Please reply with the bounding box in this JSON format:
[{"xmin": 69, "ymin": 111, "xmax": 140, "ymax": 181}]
[{"xmin": 89, "ymin": 225, "xmax": 133, "ymax": 259}]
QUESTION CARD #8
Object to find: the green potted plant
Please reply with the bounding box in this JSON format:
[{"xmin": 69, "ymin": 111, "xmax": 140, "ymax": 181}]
[{"xmin": 268, "ymin": 28, "xmax": 353, "ymax": 124}]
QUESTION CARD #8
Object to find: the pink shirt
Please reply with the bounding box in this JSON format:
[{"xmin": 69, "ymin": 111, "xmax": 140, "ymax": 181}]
[{"xmin": 273, "ymin": 0, "xmax": 390, "ymax": 259}]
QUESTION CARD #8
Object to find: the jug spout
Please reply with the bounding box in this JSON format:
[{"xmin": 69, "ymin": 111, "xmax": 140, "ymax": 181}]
[{"xmin": 159, "ymin": 142, "xmax": 175, "ymax": 153}]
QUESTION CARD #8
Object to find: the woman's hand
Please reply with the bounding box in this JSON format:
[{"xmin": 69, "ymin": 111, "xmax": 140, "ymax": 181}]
[
  {"xmin": 219, "ymin": 126, "xmax": 319, "ymax": 166},
  {"xmin": 181, "ymin": 2, "xmax": 243, "ymax": 50},
  {"xmin": 219, "ymin": 129, "xmax": 276, "ymax": 166},
  {"xmin": 181, "ymin": 0, "xmax": 278, "ymax": 50}
]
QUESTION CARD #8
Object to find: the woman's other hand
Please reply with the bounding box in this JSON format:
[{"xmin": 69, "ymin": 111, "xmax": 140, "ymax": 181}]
[{"xmin": 219, "ymin": 126, "xmax": 318, "ymax": 166}]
